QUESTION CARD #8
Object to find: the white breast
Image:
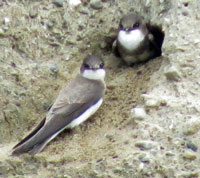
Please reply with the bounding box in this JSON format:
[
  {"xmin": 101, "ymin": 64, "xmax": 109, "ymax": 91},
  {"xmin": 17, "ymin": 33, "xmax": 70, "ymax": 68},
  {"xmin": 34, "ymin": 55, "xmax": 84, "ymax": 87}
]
[
  {"xmin": 82, "ymin": 68, "xmax": 105, "ymax": 81},
  {"xmin": 67, "ymin": 98, "xmax": 103, "ymax": 128},
  {"xmin": 118, "ymin": 29, "xmax": 144, "ymax": 51}
]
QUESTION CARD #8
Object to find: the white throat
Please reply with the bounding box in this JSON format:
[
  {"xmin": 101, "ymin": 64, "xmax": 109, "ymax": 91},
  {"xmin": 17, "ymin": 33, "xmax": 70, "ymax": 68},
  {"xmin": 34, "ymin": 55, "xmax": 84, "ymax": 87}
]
[
  {"xmin": 82, "ymin": 69, "xmax": 105, "ymax": 81},
  {"xmin": 118, "ymin": 29, "xmax": 145, "ymax": 51}
]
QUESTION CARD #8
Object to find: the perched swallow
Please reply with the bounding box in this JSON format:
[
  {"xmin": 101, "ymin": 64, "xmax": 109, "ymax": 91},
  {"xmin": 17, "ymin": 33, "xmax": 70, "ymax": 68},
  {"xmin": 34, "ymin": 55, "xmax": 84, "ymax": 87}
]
[
  {"xmin": 115, "ymin": 13, "xmax": 161, "ymax": 65},
  {"xmin": 12, "ymin": 55, "xmax": 106, "ymax": 155}
]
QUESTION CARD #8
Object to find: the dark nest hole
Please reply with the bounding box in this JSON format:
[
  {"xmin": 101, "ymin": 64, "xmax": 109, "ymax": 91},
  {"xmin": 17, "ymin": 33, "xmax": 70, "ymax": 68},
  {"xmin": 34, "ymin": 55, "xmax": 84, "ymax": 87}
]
[
  {"xmin": 103, "ymin": 24, "xmax": 165, "ymax": 66},
  {"xmin": 146, "ymin": 23, "xmax": 165, "ymax": 59}
]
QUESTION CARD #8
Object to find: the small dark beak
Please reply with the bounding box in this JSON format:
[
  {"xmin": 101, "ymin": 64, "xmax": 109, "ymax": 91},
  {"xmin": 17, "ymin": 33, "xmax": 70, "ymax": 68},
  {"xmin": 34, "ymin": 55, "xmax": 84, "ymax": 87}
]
[
  {"xmin": 125, "ymin": 28, "xmax": 129, "ymax": 32},
  {"xmin": 125, "ymin": 28, "xmax": 131, "ymax": 34}
]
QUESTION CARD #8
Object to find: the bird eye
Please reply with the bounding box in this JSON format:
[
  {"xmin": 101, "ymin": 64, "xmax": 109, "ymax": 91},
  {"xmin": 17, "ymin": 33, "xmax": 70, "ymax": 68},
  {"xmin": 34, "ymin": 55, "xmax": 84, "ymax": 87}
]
[
  {"xmin": 99, "ymin": 63, "xmax": 104, "ymax": 69},
  {"xmin": 133, "ymin": 22, "xmax": 139, "ymax": 29},
  {"xmin": 84, "ymin": 64, "xmax": 90, "ymax": 69}
]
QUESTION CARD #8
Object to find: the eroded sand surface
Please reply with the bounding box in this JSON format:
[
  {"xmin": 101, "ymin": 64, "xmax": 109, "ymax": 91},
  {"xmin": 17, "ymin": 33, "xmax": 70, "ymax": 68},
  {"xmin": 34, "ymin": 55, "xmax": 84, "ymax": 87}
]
[{"xmin": 0, "ymin": 0, "xmax": 200, "ymax": 177}]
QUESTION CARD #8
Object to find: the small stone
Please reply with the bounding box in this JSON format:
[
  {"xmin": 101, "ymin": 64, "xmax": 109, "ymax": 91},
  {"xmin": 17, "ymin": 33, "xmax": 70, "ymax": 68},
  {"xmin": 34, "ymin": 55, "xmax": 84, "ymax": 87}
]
[
  {"xmin": 164, "ymin": 66, "xmax": 181, "ymax": 81},
  {"xmin": 131, "ymin": 107, "xmax": 147, "ymax": 120},
  {"xmin": 104, "ymin": 133, "xmax": 115, "ymax": 142},
  {"xmin": 135, "ymin": 141, "xmax": 156, "ymax": 150},
  {"xmin": 142, "ymin": 94, "xmax": 167, "ymax": 108},
  {"xmin": 47, "ymin": 21, "xmax": 54, "ymax": 29},
  {"xmin": 4, "ymin": 17, "xmax": 10, "ymax": 24},
  {"xmin": 113, "ymin": 167, "xmax": 124, "ymax": 174},
  {"xmin": 182, "ymin": 9, "xmax": 189, "ymax": 16},
  {"xmin": 181, "ymin": 172, "xmax": 199, "ymax": 178},
  {"xmin": 138, "ymin": 153, "xmax": 150, "ymax": 164},
  {"xmin": 50, "ymin": 64, "xmax": 58, "ymax": 73},
  {"xmin": 145, "ymin": 99, "xmax": 159, "ymax": 108},
  {"xmin": 182, "ymin": 151, "xmax": 197, "ymax": 160},
  {"xmin": 0, "ymin": 28, "xmax": 4, "ymax": 36},
  {"xmin": 11, "ymin": 62, "xmax": 16, "ymax": 68},
  {"xmin": 140, "ymin": 157, "xmax": 150, "ymax": 164},
  {"xmin": 69, "ymin": 0, "xmax": 81, "ymax": 7},
  {"xmin": 90, "ymin": 0, "xmax": 103, "ymax": 10},
  {"xmin": 52, "ymin": 0, "xmax": 63, "ymax": 7},
  {"xmin": 124, "ymin": 140, "xmax": 129, "ymax": 145},
  {"xmin": 165, "ymin": 151, "xmax": 175, "ymax": 156},
  {"xmin": 2, "ymin": 27, "xmax": 8, "ymax": 32},
  {"xmin": 79, "ymin": 8, "xmax": 89, "ymax": 15},
  {"xmin": 29, "ymin": 7, "xmax": 38, "ymax": 18},
  {"xmin": 183, "ymin": 117, "xmax": 200, "ymax": 135},
  {"xmin": 186, "ymin": 142, "xmax": 198, "ymax": 152},
  {"xmin": 11, "ymin": 71, "xmax": 20, "ymax": 81}
]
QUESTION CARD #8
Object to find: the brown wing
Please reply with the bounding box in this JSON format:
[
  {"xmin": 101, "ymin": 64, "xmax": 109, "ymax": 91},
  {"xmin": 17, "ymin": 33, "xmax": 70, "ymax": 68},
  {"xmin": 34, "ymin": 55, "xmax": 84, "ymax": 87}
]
[
  {"xmin": 46, "ymin": 74, "xmax": 104, "ymax": 119},
  {"xmin": 12, "ymin": 75, "xmax": 105, "ymax": 155},
  {"xmin": 13, "ymin": 117, "xmax": 46, "ymax": 150},
  {"xmin": 12, "ymin": 102, "xmax": 94, "ymax": 155}
]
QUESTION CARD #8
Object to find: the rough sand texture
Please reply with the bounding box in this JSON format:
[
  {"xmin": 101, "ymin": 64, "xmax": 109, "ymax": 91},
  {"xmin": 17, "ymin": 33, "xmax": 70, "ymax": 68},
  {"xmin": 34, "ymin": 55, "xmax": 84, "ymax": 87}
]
[{"xmin": 0, "ymin": 0, "xmax": 200, "ymax": 177}]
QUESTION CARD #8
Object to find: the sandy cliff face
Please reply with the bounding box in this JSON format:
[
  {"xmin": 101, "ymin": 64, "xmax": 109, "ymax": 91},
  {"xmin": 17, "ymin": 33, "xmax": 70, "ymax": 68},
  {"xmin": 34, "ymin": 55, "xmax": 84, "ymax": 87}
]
[{"xmin": 0, "ymin": 0, "xmax": 200, "ymax": 177}]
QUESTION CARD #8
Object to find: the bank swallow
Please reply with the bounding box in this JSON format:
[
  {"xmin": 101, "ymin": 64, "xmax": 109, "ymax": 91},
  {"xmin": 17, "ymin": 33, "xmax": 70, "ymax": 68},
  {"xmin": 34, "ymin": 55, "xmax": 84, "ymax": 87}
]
[
  {"xmin": 115, "ymin": 13, "xmax": 161, "ymax": 65},
  {"xmin": 12, "ymin": 55, "xmax": 106, "ymax": 155}
]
